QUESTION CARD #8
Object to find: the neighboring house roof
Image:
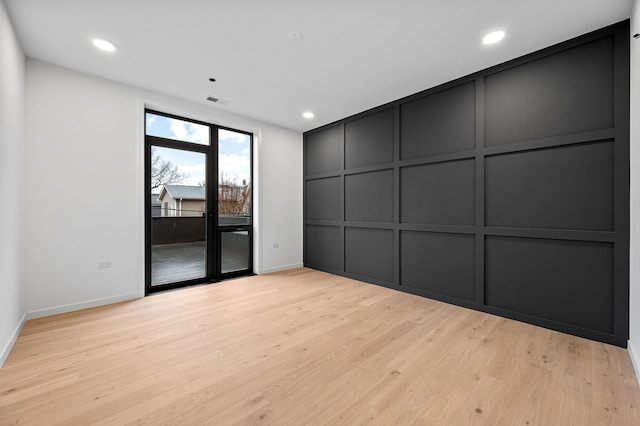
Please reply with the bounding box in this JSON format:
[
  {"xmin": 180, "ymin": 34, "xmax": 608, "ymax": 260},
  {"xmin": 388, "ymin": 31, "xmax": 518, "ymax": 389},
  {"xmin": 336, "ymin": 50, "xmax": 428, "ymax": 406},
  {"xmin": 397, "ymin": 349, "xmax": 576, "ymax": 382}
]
[
  {"xmin": 159, "ymin": 184, "xmax": 206, "ymax": 201},
  {"xmin": 151, "ymin": 193, "xmax": 161, "ymax": 206}
]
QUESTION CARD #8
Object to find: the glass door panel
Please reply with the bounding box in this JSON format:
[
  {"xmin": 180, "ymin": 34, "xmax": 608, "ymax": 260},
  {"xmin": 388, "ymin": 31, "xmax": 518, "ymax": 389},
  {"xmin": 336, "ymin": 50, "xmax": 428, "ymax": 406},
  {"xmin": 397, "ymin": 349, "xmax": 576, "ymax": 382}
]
[
  {"xmin": 218, "ymin": 128, "xmax": 252, "ymax": 276},
  {"xmin": 150, "ymin": 146, "xmax": 207, "ymax": 286},
  {"xmin": 221, "ymin": 230, "xmax": 250, "ymax": 273},
  {"xmin": 218, "ymin": 129, "xmax": 251, "ymax": 225}
]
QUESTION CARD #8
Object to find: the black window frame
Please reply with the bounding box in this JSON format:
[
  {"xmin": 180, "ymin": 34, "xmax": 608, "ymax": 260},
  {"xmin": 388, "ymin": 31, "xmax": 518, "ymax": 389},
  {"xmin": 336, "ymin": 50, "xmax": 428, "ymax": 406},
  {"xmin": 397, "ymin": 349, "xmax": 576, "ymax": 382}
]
[{"xmin": 144, "ymin": 109, "xmax": 254, "ymax": 294}]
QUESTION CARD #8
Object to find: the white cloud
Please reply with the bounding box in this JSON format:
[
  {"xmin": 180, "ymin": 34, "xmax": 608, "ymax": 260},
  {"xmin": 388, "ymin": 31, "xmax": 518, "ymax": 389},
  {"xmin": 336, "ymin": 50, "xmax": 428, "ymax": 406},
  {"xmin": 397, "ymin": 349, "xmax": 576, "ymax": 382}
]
[
  {"xmin": 178, "ymin": 163, "xmax": 206, "ymax": 186},
  {"xmin": 168, "ymin": 118, "xmax": 210, "ymax": 145},
  {"xmin": 241, "ymin": 148, "xmax": 250, "ymax": 154},
  {"xmin": 174, "ymin": 158, "xmax": 250, "ymax": 187},
  {"xmin": 146, "ymin": 115, "xmax": 156, "ymax": 127},
  {"xmin": 219, "ymin": 153, "xmax": 251, "ymax": 185},
  {"xmin": 219, "ymin": 129, "xmax": 249, "ymax": 144}
]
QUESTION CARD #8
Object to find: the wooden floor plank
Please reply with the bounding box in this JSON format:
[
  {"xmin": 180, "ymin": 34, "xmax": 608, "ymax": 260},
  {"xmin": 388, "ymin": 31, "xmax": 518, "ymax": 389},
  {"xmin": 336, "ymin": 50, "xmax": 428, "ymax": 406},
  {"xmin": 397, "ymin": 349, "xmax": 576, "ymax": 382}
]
[{"xmin": 1, "ymin": 268, "xmax": 638, "ymax": 425}]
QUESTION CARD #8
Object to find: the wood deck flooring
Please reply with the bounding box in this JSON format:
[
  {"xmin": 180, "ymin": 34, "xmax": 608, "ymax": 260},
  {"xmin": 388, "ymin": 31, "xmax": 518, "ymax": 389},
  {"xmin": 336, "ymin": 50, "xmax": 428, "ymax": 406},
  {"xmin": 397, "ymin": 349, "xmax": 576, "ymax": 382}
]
[{"xmin": 1, "ymin": 268, "xmax": 639, "ymax": 425}]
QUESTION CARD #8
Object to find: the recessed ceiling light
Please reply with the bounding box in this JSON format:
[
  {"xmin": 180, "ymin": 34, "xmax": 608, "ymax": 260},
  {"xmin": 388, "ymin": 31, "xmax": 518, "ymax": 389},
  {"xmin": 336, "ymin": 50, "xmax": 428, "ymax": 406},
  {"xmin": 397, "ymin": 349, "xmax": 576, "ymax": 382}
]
[
  {"xmin": 92, "ymin": 38, "xmax": 116, "ymax": 52},
  {"xmin": 302, "ymin": 111, "xmax": 314, "ymax": 119},
  {"xmin": 288, "ymin": 32, "xmax": 303, "ymax": 41},
  {"xmin": 483, "ymin": 31, "xmax": 505, "ymax": 45}
]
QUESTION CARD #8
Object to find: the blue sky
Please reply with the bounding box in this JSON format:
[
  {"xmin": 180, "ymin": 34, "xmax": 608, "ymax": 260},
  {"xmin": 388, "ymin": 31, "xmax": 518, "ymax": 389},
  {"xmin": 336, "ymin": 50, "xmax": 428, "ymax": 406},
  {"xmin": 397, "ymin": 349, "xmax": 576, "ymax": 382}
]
[{"xmin": 146, "ymin": 113, "xmax": 251, "ymax": 188}]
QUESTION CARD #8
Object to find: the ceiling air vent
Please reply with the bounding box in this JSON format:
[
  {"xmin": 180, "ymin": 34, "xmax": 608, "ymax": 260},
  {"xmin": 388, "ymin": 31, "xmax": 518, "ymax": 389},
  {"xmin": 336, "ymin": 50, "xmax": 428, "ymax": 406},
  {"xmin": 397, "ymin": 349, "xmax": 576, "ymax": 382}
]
[{"xmin": 206, "ymin": 96, "xmax": 230, "ymax": 105}]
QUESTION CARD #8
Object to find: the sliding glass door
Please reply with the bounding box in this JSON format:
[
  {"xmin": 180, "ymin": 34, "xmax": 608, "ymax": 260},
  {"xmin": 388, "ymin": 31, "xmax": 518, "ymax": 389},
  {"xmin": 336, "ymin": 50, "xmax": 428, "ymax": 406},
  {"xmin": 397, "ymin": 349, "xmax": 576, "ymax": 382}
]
[{"xmin": 145, "ymin": 110, "xmax": 252, "ymax": 294}]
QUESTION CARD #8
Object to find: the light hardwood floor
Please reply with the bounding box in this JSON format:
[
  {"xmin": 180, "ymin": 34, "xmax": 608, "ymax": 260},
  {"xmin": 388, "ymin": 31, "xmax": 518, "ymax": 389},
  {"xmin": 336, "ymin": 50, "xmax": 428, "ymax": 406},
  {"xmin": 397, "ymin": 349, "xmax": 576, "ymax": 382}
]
[{"xmin": 1, "ymin": 268, "xmax": 639, "ymax": 425}]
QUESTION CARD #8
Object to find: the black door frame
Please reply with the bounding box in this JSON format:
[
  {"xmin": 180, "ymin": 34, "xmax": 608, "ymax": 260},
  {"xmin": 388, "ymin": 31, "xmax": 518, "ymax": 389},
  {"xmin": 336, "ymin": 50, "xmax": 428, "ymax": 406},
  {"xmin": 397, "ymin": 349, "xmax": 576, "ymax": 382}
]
[{"xmin": 144, "ymin": 109, "xmax": 253, "ymax": 294}]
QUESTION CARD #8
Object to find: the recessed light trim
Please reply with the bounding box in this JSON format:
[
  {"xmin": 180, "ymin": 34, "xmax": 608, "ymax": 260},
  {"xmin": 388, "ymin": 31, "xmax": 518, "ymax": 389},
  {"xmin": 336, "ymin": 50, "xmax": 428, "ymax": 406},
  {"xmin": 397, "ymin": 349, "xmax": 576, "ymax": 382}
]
[
  {"xmin": 288, "ymin": 32, "xmax": 303, "ymax": 41},
  {"xmin": 92, "ymin": 38, "xmax": 116, "ymax": 52},
  {"xmin": 302, "ymin": 111, "xmax": 314, "ymax": 119},
  {"xmin": 483, "ymin": 30, "xmax": 505, "ymax": 45}
]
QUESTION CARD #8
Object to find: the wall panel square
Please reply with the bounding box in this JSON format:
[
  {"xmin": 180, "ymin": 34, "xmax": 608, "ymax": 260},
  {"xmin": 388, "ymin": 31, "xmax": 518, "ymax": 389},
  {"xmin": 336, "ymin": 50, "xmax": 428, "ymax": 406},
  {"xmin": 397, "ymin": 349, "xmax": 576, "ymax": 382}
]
[
  {"xmin": 400, "ymin": 81, "xmax": 475, "ymax": 159},
  {"xmin": 305, "ymin": 125, "xmax": 341, "ymax": 175},
  {"xmin": 485, "ymin": 141, "xmax": 613, "ymax": 231},
  {"xmin": 485, "ymin": 236, "xmax": 614, "ymax": 333},
  {"xmin": 345, "ymin": 170, "xmax": 394, "ymax": 223},
  {"xmin": 400, "ymin": 231, "xmax": 475, "ymax": 301},
  {"xmin": 345, "ymin": 108, "xmax": 394, "ymax": 169},
  {"xmin": 305, "ymin": 177, "xmax": 340, "ymax": 221},
  {"xmin": 485, "ymin": 36, "xmax": 614, "ymax": 146},
  {"xmin": 345, "ymin": 227, "xmax": 393, "ymax": 282},
  {"xmin": 401, "ymin": 159, "xmax": 475, "ymax": 225},
  {"xmin": 305, "ymin": 225, "xmax": 341, "ymax": 271}
]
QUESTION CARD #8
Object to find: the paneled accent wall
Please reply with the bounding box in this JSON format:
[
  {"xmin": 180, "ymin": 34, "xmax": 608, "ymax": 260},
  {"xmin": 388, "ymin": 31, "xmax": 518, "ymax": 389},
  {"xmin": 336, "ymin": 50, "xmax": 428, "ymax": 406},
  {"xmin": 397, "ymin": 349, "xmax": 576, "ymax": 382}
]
[{"xmin": 303, "ymin": 22, "xmax": 630, "ymax": 346}]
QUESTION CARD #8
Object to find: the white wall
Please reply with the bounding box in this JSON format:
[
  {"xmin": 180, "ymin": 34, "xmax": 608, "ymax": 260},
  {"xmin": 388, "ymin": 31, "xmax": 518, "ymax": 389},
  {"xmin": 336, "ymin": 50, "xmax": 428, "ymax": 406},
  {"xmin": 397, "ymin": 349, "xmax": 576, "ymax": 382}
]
[
  {"xmin": 24, "ymin": 59, "xmax": 302, "ymax": 317},
  {"xmin": 0, "ymin": 0, "xmax": 26, "ymax": 366},
  {"xmin": 630, "ymin": 0, "xmax": 640, "ymax": 382},
  {"xmin": 259, "ymin": 124, "xmax": 304, "ymax": 274}
]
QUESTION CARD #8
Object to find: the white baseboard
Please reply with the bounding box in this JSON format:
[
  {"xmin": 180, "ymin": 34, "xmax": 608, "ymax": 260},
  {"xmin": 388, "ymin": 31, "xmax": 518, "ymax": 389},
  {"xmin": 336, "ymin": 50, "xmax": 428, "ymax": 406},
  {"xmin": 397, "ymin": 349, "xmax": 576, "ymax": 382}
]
[
  {"xmin": 25, "ymin": 293, "xmax": 140, "ymax": 321},
  {"xmin": 0, "ymin": 313, "xmax": 27, "ymax": 368},
  {"xmin": 260, "ymin": 263, "xmax": 304, "ymax": 275},
  {"xmin": 629, "ymin": 340, "xmax": 640, "ymax": 386}
]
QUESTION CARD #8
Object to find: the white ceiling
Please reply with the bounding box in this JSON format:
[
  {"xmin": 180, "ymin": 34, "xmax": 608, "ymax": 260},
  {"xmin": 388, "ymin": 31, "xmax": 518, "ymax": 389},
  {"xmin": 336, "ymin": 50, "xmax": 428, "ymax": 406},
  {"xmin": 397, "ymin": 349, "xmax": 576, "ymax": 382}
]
[{"xmin": 4, "ymin": 0, "xmax": 632, "ymax": 132}]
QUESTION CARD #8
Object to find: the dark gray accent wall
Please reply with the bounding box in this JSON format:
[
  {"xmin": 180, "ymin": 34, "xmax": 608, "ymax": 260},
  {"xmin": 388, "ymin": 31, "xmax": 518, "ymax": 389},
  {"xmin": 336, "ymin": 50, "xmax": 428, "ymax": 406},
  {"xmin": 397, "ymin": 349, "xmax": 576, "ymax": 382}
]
[
  {"xmin": 401, "ymin": 231, "xmax": 476, "ymax": 301},
  {"xmin": 484, "ymin": 36, "xmax": 614, "ymax": 146},
  {"xmin": 400, "ymin": 81, "xmax": 476, "ymax": 159},
  {"xmin": 345, "ymin": 170, "xmax": 394, "ymax": 222},
  {"xmin": 401, "ymin": 159, "xmax": 475, "ymax": 226},
  {"xmin": 345, "ymin": 227, "xmax": 394, "ymax": 283},
  {"xmin": 345, "ymin": 108, "xmax": 394, "ymax": 168},
  {"xmin": 303, "ymin": 21, "xmax": 629, "ymax": 347},
  {"xmin": 305, "ymin": 177, "xmax": 341, "ymax": 220},
  {"xmin": 485, "ymin": 141, "xmax": 614, "ymax": 231},
  {"xmin": 485, "ymin": 236, "xmax": 614, "ymax": 333}
]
